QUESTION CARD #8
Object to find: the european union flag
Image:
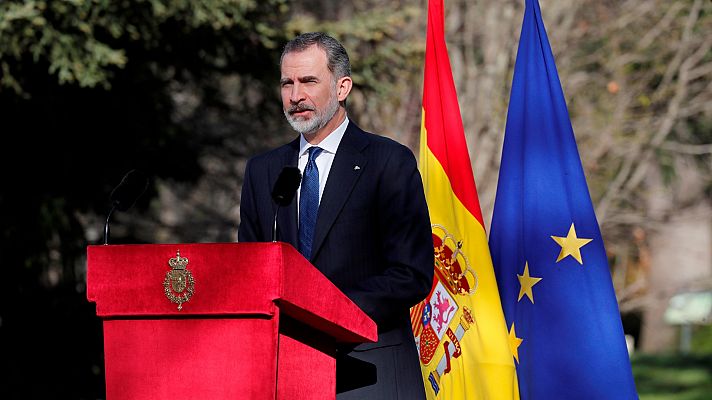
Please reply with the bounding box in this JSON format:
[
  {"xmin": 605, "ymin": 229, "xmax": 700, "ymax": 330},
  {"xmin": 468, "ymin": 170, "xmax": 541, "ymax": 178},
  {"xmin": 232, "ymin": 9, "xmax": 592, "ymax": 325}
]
[{"xmin": 488, "ymin": 1, "xmax": 638, "ymax": 399}]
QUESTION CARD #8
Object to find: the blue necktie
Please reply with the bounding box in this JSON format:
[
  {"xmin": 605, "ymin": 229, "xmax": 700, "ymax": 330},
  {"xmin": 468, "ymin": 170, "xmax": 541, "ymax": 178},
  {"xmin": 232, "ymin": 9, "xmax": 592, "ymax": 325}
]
[{"xmin": 298, "ymin": 146, "xmax": 323, "ymax": 259}]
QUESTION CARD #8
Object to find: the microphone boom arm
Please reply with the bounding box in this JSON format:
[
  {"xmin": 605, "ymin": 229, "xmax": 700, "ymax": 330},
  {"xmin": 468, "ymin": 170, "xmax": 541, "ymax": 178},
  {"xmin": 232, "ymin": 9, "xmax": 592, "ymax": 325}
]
[{"xmin": 103, "ymin": 204, "xmax": 117, "ymax": 245}]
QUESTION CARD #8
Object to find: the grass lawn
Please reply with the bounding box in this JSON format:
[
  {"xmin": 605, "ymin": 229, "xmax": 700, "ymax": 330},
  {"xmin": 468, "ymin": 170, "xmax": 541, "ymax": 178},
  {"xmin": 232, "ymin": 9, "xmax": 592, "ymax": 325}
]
[{"xmin": 632, "ymin": 353, "xmax": 712, "ymax": 400}]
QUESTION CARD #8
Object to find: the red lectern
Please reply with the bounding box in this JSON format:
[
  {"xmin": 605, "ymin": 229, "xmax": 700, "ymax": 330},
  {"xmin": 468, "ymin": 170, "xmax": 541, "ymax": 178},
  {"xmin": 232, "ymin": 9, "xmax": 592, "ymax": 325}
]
[{"xmin": 87, "ymin": 242, "xmax": 376, "ymax": 400}]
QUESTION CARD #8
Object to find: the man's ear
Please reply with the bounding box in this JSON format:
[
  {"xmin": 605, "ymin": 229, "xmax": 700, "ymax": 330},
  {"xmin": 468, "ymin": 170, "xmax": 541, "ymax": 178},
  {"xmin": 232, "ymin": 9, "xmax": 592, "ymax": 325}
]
[{"xmin": 336, "ymin": 76, "xmax": 353, "ymax": 102}]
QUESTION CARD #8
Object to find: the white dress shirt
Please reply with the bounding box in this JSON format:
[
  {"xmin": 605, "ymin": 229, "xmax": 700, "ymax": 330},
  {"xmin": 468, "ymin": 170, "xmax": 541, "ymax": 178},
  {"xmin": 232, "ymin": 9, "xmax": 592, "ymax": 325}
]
[{"xmin": 297, "ymin": 116, "xmax": 349, "ymax": 209}]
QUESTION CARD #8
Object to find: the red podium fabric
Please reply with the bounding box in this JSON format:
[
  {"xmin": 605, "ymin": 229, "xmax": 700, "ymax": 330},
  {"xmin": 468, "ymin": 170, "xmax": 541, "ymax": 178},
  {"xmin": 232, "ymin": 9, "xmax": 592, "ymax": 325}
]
[{"xmin": 87, "ymin": 242, "xmax": 376, "ymax": 400}]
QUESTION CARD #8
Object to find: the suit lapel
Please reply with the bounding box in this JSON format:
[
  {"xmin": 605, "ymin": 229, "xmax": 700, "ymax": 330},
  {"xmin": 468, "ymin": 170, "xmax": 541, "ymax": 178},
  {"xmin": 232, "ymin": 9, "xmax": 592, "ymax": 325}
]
[
  {"xmin": 311, "ymin": 123, "xmax": 369, "ymax": 260},
  {"xmin": 275, "ymin": 138, "xmax": 300, "ymax": 247}
]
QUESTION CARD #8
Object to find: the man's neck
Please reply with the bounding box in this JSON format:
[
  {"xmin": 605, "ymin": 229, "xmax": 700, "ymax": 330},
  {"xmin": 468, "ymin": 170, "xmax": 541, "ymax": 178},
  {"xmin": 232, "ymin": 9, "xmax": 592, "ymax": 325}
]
[{"xmin": 303, "ymin": 107, "xmax": 347, "ymax": 145}]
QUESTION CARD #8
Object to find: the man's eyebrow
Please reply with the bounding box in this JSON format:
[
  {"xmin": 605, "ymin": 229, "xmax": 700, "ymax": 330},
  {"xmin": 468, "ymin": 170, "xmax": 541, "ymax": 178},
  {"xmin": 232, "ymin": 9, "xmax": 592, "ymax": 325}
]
[
  {"xmin": 298, "ymin": 75, "xmax": 319, "ymax": 82},
  {"xmin": 280, "ymin": 75, "xmax": 320, "ymax": 85}
]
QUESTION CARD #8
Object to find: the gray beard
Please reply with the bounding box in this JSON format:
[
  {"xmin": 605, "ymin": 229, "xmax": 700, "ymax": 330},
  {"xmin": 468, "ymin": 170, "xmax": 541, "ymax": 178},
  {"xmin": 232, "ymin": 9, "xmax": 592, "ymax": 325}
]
[{"xmin": 284, "ymin": 95, "xmax": 340, "ymax": 136}]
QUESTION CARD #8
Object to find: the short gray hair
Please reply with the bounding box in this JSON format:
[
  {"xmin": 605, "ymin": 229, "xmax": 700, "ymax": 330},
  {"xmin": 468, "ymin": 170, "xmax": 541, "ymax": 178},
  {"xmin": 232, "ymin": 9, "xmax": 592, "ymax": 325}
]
[{"xmin": 280, "ymin": 32, "xmax": 351, "ymax": 79}]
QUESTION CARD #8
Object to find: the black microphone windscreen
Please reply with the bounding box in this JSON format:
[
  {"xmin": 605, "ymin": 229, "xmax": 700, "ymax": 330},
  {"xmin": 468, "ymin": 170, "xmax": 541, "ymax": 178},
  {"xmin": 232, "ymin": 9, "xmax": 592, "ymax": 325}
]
[
  {"xmin": 110, "ymin": 169, "xmax": 149, "ymax": 211},
  {"xmin": 271, "ymin": 166, "xmax": 302, "ymax": 207}
]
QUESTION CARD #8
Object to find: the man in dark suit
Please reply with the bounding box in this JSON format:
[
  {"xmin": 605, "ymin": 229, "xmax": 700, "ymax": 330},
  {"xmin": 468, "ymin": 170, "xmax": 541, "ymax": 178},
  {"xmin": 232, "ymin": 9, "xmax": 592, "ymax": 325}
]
[{"xmin": 238, "ymin": 32, "xmax": 433, "ymax": 399}]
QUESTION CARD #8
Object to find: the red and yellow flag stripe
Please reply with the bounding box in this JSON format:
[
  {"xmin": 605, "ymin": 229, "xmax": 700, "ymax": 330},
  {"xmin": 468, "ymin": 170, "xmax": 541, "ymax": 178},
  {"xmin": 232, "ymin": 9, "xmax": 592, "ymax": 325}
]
[{"xmin": 411, "ymin": 1, "xmax": 519, "ymax": 399}]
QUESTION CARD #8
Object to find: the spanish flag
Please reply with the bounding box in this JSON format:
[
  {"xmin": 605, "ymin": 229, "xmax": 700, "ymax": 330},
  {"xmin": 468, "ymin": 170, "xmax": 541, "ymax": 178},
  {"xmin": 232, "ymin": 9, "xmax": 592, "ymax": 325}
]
[{"xmin": 410, "ymin": 0, "xmax": 519, "ymax": 398}]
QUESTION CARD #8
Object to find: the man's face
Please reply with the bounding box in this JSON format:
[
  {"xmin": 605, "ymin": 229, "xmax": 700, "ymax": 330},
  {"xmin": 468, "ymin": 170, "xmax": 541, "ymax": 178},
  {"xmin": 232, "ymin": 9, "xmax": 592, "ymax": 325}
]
[{"xmin": 280, "ymin": 45, "xmax": 340, "ymax": 136}]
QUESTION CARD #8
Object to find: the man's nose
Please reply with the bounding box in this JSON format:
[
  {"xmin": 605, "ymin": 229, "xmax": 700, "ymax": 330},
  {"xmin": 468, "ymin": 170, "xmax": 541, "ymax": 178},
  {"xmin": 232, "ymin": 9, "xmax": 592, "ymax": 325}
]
[{"xmin": 289, "ymin": 83, "xmax": 305, "ymax": 104}]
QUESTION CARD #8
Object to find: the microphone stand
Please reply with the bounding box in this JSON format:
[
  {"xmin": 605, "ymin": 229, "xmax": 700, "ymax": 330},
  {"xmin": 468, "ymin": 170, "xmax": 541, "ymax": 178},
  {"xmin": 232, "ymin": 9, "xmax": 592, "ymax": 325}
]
[
  {"xmin": 272, "ymin": 205, "xmax": 281, "ymax": 242},
  {"xmin": 270, "ymin": 165, "xmax": 302, "ymax": 243},
  {"xmin": 103, "ymin": 204, "xmax": 117, "ymax": 245}
]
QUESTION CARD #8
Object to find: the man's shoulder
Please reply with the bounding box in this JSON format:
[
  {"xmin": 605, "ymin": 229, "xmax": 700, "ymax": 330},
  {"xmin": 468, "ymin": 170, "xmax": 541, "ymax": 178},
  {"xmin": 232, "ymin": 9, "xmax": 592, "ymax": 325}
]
[{"xmin": 348, "ymin": 123, "xmax": 414, "ymax": 157}]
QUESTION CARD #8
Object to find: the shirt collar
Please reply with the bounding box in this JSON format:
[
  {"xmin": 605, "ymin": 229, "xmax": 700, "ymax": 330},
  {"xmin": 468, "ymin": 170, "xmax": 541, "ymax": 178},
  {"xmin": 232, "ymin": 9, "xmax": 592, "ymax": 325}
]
[{"xmin": 299, "ymin": 116, "xmax": 349, "ymax": 157}]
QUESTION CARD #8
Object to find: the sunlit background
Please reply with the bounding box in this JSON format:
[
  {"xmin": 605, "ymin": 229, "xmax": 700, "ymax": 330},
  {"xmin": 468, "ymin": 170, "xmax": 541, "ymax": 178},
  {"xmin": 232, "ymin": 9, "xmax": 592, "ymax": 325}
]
[{"xmin": 0, "ymin": 0, "xmax": 710, "ymax": 398}]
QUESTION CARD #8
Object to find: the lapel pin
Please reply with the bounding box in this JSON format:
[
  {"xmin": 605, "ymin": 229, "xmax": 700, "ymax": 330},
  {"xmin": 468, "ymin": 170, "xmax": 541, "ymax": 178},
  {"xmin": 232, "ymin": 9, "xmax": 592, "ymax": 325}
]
[{"xmin": 354, "ymin": 165, "xmax": 361, "ymax": 170}]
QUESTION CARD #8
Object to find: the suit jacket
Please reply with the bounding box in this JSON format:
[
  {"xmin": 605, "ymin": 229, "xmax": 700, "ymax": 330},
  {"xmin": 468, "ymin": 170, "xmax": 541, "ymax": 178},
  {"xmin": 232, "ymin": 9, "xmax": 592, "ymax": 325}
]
[{"xmin": 238, "ymin": 121, "xmax": 434, "ymax": 399}]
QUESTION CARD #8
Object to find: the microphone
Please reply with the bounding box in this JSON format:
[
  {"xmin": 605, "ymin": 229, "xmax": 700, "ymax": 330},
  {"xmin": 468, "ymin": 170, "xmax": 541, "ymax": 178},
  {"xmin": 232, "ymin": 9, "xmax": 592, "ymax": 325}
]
[
  {"xmin": 271, "ymin": 166, "xmax": 301, "ymax": 242},
  {"xmin": 104, "ymin": 169, "xmax": 149, "ymax": 244},
  {"xmin": 272, "ymin": 166, "xmax": 302, "ymax": 206}
]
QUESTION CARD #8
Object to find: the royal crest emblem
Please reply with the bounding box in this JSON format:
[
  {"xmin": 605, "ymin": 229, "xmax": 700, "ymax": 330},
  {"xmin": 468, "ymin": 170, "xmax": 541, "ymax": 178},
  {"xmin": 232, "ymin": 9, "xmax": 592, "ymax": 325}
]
[
  {"xmin": 163, "ymin": 250, "xmax": 195, "ymax": 310},
  {"xmin": 411, "ymin": 224, "xmax": 478, "ymax": 395}
]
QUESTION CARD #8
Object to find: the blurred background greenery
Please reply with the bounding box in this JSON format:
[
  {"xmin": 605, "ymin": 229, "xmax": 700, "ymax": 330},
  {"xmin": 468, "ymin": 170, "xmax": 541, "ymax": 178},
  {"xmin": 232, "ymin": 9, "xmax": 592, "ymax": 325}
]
[
  {"xmin": 633, "ymin": 352, "xmax": 712, "ymax": 400},
  {"xmin": 1, "ymin": 0, "xmax": 710, "ymax": 398}
]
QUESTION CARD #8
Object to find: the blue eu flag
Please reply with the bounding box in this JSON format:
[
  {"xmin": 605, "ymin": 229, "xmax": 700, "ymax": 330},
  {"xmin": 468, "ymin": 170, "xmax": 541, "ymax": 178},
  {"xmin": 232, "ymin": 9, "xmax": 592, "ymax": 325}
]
[{"xmin": 488, "ymin": 1, "xmax": 638, "ymax": 398}]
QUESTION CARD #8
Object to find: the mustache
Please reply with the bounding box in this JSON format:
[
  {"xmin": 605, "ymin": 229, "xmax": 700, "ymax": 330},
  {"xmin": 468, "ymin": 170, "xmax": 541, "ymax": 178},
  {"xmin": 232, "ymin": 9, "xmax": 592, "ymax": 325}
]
[{"xmin": 287, "ymin": 104, "xmax": 315, "ymax": 114}]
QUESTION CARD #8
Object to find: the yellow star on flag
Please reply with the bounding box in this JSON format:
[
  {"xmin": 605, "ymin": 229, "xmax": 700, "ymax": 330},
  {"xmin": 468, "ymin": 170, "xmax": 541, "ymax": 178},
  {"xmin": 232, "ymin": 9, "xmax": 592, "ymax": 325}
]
[
  {"xmin": 508, "ymin": 323, "xmax": 523, "ymax": 363},
  {"xmin": 517, "ymin": 261, "xmax": 542, "ymax": 303},
  {"xmin": 551, "ymin": 223, "xmax": 592, "ymax": 264}
]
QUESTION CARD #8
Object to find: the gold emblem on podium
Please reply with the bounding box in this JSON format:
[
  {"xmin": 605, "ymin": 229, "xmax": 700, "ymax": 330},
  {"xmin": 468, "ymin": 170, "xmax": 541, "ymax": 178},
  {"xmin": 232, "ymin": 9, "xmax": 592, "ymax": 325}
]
[{"xmin": 163, "ymin": 250, "xmax": 195, "ymax": 310}]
